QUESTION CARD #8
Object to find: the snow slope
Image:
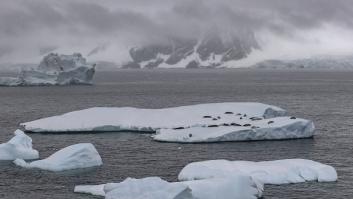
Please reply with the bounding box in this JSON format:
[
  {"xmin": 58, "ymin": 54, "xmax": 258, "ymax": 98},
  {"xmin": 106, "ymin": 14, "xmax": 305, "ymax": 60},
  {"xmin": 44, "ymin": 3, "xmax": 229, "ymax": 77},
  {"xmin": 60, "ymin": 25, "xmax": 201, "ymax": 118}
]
[{"xmin": 123, "ymin": 31, "xmax": 258, "ymax": 69}]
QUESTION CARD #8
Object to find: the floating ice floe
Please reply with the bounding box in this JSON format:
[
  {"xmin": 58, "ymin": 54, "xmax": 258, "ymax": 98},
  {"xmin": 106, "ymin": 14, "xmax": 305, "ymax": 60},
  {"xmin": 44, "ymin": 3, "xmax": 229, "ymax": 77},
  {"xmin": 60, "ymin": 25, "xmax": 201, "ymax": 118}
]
[
  {"xmin": 154, "ymin": 117, "xmax": 314, "ymax": 143},
  {"xmin": 0, "ymin": 53, "xmax": 95, "ymax": 86},
  {"xmin": 21, "ymin": 103, "xmax": 286, "ymax": 133},
  {"xmin": 74, "ymin": 176, "xmax": 263, "ymax": 199},
  {"xmin": 75, "ymin": 177, "xmax": 192, "ymax": 199},
  {"xmin": 0, "ymin": 130, "xmax": 39, "ymax": 160},
  {"xmin": 104, "ymin": 177, "xmax": 193, "ymax": 199},
  {"xmin": 178, "ymin": 159, "xmax": 338, "ymax": 185},
  {"xmin": 14, "ymin": 143, "xmax": 102, "ymax": 171},
  {"xmin": 176, "ymin": 176, "xmax": 263, "ymax": 199}
]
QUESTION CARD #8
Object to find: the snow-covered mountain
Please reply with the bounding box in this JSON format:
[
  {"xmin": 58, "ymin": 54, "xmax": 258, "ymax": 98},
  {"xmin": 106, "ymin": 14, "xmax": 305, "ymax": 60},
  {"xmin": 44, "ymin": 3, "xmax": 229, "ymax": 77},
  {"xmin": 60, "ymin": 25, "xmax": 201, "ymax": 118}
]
[
  {"xmin": 122, "ymin": 31, "xmax": 259, "ymax": 69},
  {"xmin": 252, "ymin": 55, "xmax": 353, "ymax": 70}
]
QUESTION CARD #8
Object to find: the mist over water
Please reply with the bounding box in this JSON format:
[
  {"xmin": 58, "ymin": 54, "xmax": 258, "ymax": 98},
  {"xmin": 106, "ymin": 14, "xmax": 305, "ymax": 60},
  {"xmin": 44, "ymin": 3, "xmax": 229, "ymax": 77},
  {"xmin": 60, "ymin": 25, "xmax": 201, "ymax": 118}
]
[{"xmin": 0, "ymin": 69, "xmax": 352, "ymax": 198}]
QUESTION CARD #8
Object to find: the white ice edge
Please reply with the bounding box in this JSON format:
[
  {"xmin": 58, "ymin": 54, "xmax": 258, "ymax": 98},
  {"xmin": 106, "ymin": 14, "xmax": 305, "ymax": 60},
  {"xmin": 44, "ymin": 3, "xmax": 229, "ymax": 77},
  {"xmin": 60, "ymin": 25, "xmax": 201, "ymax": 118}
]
[{"xmin": 153, "ymin": 117, "xmax": 315, "ymax": 143}]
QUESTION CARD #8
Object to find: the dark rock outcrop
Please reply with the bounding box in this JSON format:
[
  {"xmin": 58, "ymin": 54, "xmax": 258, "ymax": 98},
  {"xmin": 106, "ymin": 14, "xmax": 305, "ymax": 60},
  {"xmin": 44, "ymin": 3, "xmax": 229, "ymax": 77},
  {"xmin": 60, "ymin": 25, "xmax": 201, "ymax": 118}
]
[{"xmin": 123, "ymin": 31, "xmax": 258, "ymax": 69}]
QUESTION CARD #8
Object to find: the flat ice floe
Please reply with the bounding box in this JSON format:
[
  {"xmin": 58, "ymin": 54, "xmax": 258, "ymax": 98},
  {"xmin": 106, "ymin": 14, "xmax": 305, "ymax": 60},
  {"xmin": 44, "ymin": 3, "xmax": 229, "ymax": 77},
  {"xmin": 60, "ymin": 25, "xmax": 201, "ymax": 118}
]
[
  {"xmin": 74, "ymin": 176, "xmax": 263, "ymax": 199},
  {"xmin": 76, "ymin": 177, "xmax": 193, "ymax": 199},
  {"xmin": 21, "ymin": 103, "xmax": 286, "ymax": 133},
  {"xmin": 14, "ymin": 143, "xmax": 102, "ymax": 171},
  {"xmin": 154, "ymin": 117, "xmax": 314, "ymax": 142},
  {"xmin": 0, "ymin": 130, "xmax": 39, "ymax": 160},
  {"xmin": 178, "ymin": 159, "xmax": 338, "ymax": 185}
]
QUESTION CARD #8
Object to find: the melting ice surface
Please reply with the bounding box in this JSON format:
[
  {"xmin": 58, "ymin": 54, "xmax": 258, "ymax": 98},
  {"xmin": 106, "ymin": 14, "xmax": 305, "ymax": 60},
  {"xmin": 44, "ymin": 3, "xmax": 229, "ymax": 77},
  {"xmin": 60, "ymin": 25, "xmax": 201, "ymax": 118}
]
[
  {"xmin": 0, "ymin": 130, "xmax": 39, "ymax": 160},
  {"xmin": 14, "ymin": 143, "xmax": 102, "ymax": 172},
  {"xmin": 74, "ymin": 176, "xmax": 263, "ymax": 199},
  {"xmin": 178, "ymin": 159, "xmax": 338, "ymax": 185},
  {"xmin": 0, "ymin": 53, "xmax": 95, "ymax": 86}
]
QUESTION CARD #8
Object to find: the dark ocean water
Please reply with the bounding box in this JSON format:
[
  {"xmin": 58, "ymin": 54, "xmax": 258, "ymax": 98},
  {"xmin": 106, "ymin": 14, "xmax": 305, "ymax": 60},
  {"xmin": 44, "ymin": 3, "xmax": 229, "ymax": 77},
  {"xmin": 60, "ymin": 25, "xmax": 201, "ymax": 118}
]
[{"xmin": 0, "ymin": 69, "xmax": 352, "ymax": 199}]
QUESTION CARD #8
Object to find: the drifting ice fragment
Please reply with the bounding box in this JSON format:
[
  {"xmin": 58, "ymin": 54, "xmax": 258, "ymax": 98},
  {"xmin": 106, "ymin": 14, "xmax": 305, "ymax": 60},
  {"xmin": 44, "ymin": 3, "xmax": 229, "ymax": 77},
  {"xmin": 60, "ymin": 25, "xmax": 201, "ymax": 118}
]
[
  {"xmin": 0, "ymin": 130, "xmax": 39, "ymax": 160},
  {"xmin": 14, "ymin": 143, "xmax": 102, "ymax": 171}
]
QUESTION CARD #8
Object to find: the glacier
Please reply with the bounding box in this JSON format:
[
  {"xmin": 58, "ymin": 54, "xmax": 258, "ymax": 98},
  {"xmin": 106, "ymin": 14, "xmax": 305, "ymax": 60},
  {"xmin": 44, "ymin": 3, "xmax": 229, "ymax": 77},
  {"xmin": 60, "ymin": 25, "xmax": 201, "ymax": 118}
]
[
  {"xmin": 74, "ymin": 176, "xmax": 263, "ymax": 199},
  {"xmin": 14, "ymin": 143, "xmax": 102, "ymax": 172},
  {"xmin": 21, "ymin": 102, "xmax": 286, "ymax": 133},
  {"xmin": 153, "ymin": 117, "xmax": 314, "ymax": 143},
  {"xmin": 252, "ymin": 55, "xmax": 353, "ymax": 70},
  {"xmin": 0, "ymin": 130, "xmax": 39, "ymax": 160},
  {"xmin": 178, "ymin": 159, "xmax": 338, "ymax": 185},
  {"xmin": 0, "ymin": 53, "xmax": 95, "ymax": 86}
]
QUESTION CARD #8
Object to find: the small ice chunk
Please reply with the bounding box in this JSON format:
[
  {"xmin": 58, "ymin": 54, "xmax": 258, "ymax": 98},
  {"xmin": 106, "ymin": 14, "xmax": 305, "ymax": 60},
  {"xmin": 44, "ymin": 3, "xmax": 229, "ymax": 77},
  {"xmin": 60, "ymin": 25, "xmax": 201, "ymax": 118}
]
[
  {"xmin": 74, "ymin": 184, "xmax": 105, "ymax": 196},
  {"xmin": 0, "ymin": 130, "xmax": 39, "ymax": 160},
  {"xmin": 14, "ymin": 143, "xmax": 102, "ymax": 171}
]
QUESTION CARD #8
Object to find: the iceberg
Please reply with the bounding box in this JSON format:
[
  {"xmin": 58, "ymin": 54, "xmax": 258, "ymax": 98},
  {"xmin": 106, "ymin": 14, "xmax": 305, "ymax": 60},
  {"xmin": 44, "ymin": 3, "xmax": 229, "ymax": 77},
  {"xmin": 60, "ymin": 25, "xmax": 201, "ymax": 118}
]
[
  {"xmin": 0, "ymin": 53, "xmax": 95, "ymax": 86},
  {"xmin": 0, "ymin": 130, "xmax": 39, "ymax": 160},
  {"xmin": 14, "ymin": 143, "xmax": 102, "ymax": 171},
  {"xmin": 74, "ymin": 176, "xmax": 263, "ymax": 199},
  {"xmin": 154, "ymin": 117, "xmax": 314, "ymax": 143},
  {"xmin": 178, "ymin": 159, "xmax": 338, "ymax": 185},
  {"xmin": 21, "ymin": 102, "xmax": 286, "ymax": 133}
]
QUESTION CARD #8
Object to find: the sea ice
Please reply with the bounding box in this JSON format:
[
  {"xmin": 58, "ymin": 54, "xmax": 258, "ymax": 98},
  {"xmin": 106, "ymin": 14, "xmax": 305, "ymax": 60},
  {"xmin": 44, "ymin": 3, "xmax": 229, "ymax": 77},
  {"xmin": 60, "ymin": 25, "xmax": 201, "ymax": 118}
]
[
  {"xmin": 177, "ymin": 176, "xmax": 263, "ymax": 199},
  {"xmin": 104, "ymin": 177, "xmax": 192, "ymax": 199},
  {"xmin": 74, "ymin": 176, "xmax": 263, "ymax": 199},
  {"xmin": 74, "ymin": 184, "xmax": 106, "ymax": 196},
  {"xmin": 14, "ymin": 143, "xmax": 102, "ymax": 171},
  {"xmin": 21, "ymin": 102, "xmax": 286, "ymax": 133},
  {"xmin": 154, "ymin": 117, "xmax": 314, "ymax": 142},
  {"xmin": 0, "ymin": 130, "xmax": 39, "ymax": 160},
  {"xmin": 178, "ymin": 159, "xmax": 338, "ymax": 185}
]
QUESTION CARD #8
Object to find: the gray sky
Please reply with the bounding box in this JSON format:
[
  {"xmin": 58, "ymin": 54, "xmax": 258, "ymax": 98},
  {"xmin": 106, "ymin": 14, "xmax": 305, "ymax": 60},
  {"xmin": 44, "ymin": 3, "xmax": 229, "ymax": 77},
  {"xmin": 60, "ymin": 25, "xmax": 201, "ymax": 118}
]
[{"xmin": 1, "ymin": 0, "xmax": 353, "ymax": 65}]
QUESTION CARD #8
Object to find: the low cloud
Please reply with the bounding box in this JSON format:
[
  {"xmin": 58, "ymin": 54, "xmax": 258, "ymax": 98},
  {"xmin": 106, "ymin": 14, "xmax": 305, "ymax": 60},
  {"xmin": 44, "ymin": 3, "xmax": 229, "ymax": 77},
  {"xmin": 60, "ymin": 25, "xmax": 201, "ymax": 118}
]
[{"xmin": 1, "ymin": 0, "xmax": 353, "ymax": 64}]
